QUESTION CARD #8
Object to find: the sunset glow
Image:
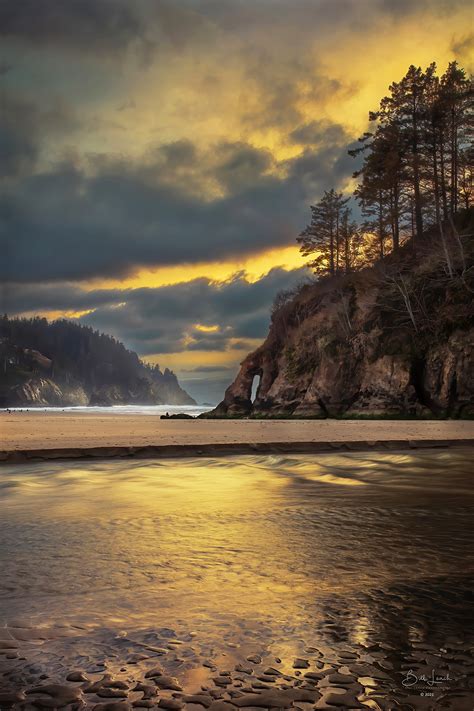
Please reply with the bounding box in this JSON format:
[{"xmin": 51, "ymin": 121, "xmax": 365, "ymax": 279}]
[{"xmin": 2, "ymin": 0, "xmax": 471, "ymax": 402}]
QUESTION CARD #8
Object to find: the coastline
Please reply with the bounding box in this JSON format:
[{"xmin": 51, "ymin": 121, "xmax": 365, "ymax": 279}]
[{"xmin": 1, "ymin": 413, "xmax": 473, "ymax": 462}]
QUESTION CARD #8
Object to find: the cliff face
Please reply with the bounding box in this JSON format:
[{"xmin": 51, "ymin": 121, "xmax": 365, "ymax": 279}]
[
  {"xmin": 8, "ymin": 377, "xmax": 89, "ymax": 407},
  {"xmin": 209, "ymin": 222, "xmax": 474, "ymax": 419},
  {"xmin": 0, "ymin": 324, "xmax": 196, "ymax": 408},
  {"xmin": 88, "ymin": 369, "xmax": 194, "ymax": 407}
]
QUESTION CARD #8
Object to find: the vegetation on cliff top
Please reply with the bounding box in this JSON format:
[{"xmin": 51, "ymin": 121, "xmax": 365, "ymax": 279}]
[
  {"xmin": 0, "ymin": 316, "xmax": 195, "ymax": 407},
  {"xmin": 208, "ymin": 61, "xmax": 473, "ymax": 419},
  {"xmin": 298, "ymin": 62, "xmax": 472, "ymax": 276},
  {"xmin": 278, "ymin": 60, "xmax": 473, "ymax": 356}
]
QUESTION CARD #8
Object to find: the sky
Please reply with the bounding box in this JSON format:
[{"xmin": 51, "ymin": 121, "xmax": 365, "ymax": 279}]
[{"xmin": 1, "ymin": 0, "xmax": 472, "ymax": 403}]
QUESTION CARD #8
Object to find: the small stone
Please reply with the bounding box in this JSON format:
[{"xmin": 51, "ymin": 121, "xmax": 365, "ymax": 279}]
[
  {"xmin": 27, "ymin": 684, "xmax": 83, "ymax": 708},
  {"xmin": 233, "ymin": 691, "xmax": 293, "ymax": 708},
  {"xmin": 316, "ymin": 689, "xmax": 364, "ymax": 708},
  {"xmin": 145, "ymin": 667, "xmax": 164, "ymax": 679},
  {"xmin": 203, "ymin": 661, "xmax": 217, "ymax": 670},
  {"xmin": 158, "ymin": 698, "xmax": 184, "ymax": 710},
  {"xmin": 250, "ymin": 681, "xmax": 269, "ymax": 690},
  {"xmin": 263, "ymin": 668, "xmax": 280, "ymax": 676},
  {"xmin": 146, "ymin": 647, "xmax": 169, "ymax": 655},
  {"xmin": 182, "ymin": 694, "xmax": 213, "ymax": 708},
  {"xmin": 154, "ymin": 676, "xmax": 182, "ymax": 692},
  {"xmin": 246, "ymin": 655, "xmax": 261, "ymax": 664},
  {"xmin": 132, "ymin": 701, "xmax": 155, "ymax": 708},
  {"xmin": 133, "ymin": 684, "xmax": 156, "ymax": 696},
  {"xmin": 293, "ymin": 658, "xmax": 310, "ymax": 669},
  {"xmin": 235, "ymin": 664, "xmax": 252, "ymax": 675},
  {"xmin": 0, "ymin": 691, "xmax": 26, "ymax": 706},
  {"xmin": 213, "ymin": 677, "xmax": 231, "ymax": 687},
  {"xmin": 97, "ymin": 689, "xmax": 128, "ymax": 699},
  {"xmin": 208, "ymin": 703, "xmax": 235, "ymax": 711}
]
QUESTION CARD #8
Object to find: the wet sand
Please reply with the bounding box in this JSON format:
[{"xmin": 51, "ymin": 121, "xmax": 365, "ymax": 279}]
[
  {"xmin": 0, "ymin": 451, "xmax": 473, "ymax": 709},
  {"xmin": 1, "ymin": 414, "xmax": 473, "ymax": 461}
]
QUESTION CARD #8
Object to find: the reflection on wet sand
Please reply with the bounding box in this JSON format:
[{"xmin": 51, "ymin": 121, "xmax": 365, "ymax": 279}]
[{"xmin": 0, "ymin": 450, "xmax": 473, "ymax": 709}]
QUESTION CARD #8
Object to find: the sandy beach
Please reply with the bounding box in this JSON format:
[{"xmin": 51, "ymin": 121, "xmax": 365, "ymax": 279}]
[{"xmin": 1, "ymin": 413, "xmax": 474, "ymax": 461}]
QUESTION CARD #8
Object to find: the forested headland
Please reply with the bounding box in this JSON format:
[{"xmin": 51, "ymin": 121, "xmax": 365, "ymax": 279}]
[
  {"xmin": 207, "ymin": 62, "xmax": 473, "ymax": 419},
  {"xmin": 0, "ymin": 316, "xmax": 195, "ymax": 407}
]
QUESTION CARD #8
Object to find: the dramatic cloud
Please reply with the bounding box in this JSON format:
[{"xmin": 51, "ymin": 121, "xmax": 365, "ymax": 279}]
[
  {"xmin": 0, "ymin": 0, "xmax": 147, "ymax": 55},
  {"xmin": 2, "ymin": 266, "xmax": 310, "ymax": 402},
  {"xmin": 85, "ymin": 267, "xmax": 310, "ymax": 355},
  {"xmin": 0, "ymin": 131, "xmax": 352, "ymax": 283},
  {"xmin": 3, "ymin": 267, "xmax": 310, "ymax": 352},
  {"xmin": 1, "ymin": 0, "xmax": 470, "ymax": 400}
]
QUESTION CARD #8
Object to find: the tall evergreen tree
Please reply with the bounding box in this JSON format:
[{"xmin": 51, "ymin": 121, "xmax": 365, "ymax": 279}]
[
  {"xmin": 374, "ymin": 65, "xmax": 430, "ymax": 242},
  {"xmin": 297, "ymin": 190, "xmax": 350, "ymax": 276},
  {"xmin": 438, "ymin": 62, "xmax": 473, "ymax": 215}
]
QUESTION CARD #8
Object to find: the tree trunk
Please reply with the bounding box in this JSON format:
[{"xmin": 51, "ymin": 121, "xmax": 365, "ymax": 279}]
[
  {"xmin": 391, "ymin": 184, "xmax": 400, "ymax": 251},
  {"xmin": 410, "ymin": 94, "xmax": 424, "ymax": 242},
  {"xmin": 450, "ymin": 106, "xmax": 456, "ymax": 215},
  {"xmin": 329, "ymin": 226, "xmax": 335, "ymax": 276},
  {"xmin": 439, "ymin": 126, "xmax": 449, "ymax": 219},
  {"xmin": 378, "ymin": 193, "xmax": 384, "ymax": 258}
]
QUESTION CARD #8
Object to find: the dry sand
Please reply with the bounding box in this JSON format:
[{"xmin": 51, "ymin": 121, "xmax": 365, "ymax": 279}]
[{"xmin": 1, "ymin": 413, "xmax": 473, "ymax": 460}]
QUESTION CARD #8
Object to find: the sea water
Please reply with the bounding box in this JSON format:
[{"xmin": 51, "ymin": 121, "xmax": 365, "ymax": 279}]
[{"xmin": 1, "ymin": 404, "xmax": 213, "ymax": 415}]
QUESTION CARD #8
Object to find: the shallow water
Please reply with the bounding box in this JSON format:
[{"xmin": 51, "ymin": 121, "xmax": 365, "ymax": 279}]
[
  {"xmin": 0, "ymin": 450, "xmax": 473, "ymax": 709},
  {"xmin": 1, "ymin": 404, "xmax": 213, "ymax": 416}
]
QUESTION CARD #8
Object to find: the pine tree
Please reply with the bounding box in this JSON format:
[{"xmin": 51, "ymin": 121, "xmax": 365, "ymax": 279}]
[
  {"xmin": 438, "ymin": 62, "xmax": 473, "ymax": 215},
  {"xmin": 375, "ymin": 65, "xmax": 432, "ymax": 242},
  {"xmin": 297, "ymin": 190, "xmax": 350, "ymax": 276}
]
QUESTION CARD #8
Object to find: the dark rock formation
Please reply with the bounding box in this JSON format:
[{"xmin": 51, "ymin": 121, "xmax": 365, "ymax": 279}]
[
  {"xmin": 160, "ymin": 413, "xmax": 194, "ymax": 419},
  {"xmin": 207, "ymin": 219, "xmax": 474, "ymax": 419}
]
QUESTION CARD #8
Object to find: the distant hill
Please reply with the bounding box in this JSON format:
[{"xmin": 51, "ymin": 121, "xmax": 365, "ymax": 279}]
[{"xmin": 0, "ymin": 316, "xmax": 196, "ymax": 408}]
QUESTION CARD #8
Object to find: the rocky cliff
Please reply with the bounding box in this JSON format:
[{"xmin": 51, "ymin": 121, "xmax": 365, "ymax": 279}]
[
  {"xmin": 208, "ymin": 214, "xmax": 474, "ymax": 419},
  {"xmin": 0, "ymin": 319, "xmax": 196, "ymax": 408}
]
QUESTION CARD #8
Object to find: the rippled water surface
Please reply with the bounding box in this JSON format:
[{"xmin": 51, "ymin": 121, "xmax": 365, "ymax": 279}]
[{"xmin": 0, "ymin": 450, "xmax": 473, "ymax": 709}]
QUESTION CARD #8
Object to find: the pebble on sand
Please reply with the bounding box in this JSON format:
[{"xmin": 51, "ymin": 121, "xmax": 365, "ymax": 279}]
[{"xmin": 292, "ymin": 658, "xmax": 310, "ymax": 669}]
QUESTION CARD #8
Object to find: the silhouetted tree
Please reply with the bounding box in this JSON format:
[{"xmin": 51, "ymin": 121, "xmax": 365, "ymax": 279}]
[{"xmin": 297, "ymin": 189, "xmax": 350, "ymax": 275}]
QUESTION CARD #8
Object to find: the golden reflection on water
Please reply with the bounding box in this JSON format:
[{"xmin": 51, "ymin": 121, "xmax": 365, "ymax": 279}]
[{"xmin": 0, "ymin": 451, "xmax": 473, "ymax": 638}]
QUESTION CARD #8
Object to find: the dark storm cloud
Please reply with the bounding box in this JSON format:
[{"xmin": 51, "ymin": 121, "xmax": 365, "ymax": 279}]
[
  {"xmin": 0, "ymin": 282, "xmax": 120, "ymax": 315},
  {"xmin": 2, "ymin": 0, "xmax": 467, "ymax": 66},
  {"xmin": 0, "ymin": 0, "xmax": 223, "ymax": 59},
  {"xmin": 93, "ymin": 267, "xmax": 309, "ymax": 354},
  {"xmin": 0, "ymin": 125, "xmax": 352, "ymax": 283},
  {"xmin": 83, "ymin": 267, "xmax": 309, "ymax": 355},
  {"xmin": 213, "ymin": 143, "xmax": 274, "ymax": 193},
  {"xmin": 379, "ymin": 0, "xmax": 470, "ymax": 15},
  {"xmin": 0, "ymin": 0, "xmax": 145, "ymax": 55},
  {"xmin": 3, "ymin": 268, "xmax": 307, "ymax": 355},
  {"xmin": 2, "ymin": 267, "xmax": 310, "ymax": 356},
  {"xmin": 289, "ymin": 121, "xmax": 348, "ymax": 147},
  {"xmin": 0, "ymin": 92, "xmax": 80, "ymax": 179}
]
